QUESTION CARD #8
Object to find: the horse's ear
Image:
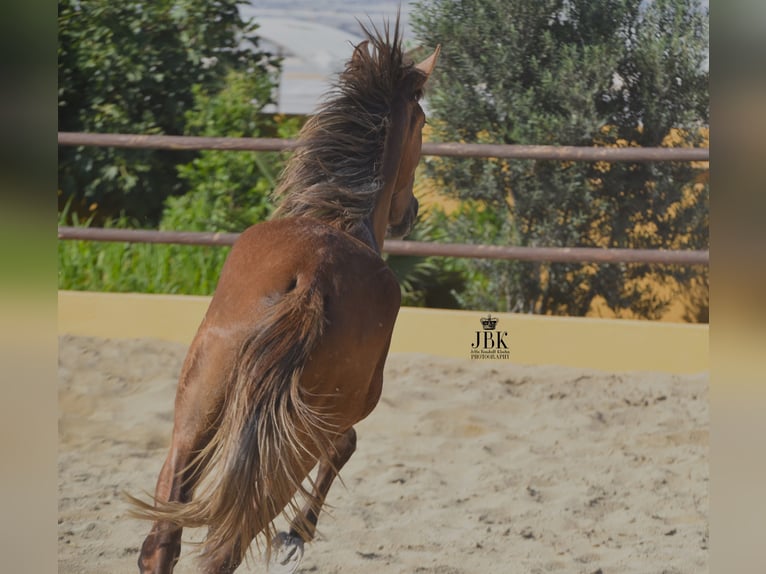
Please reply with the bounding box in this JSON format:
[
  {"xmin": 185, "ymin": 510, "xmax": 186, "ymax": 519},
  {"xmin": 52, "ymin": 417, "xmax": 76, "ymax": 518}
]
[
  {"xmin": 415, "ymin": 45, "xmax": 441, "ymax": 80},
  {"xmin": 352, "ymin": 40, "xmax": 370, "ymax": 64}
]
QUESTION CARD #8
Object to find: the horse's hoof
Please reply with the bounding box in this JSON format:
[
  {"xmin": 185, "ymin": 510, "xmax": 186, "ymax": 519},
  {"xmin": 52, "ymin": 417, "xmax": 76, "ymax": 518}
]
[{"xmin": 267, "ymin": 531, "xmax": 304, "ymax": 574}]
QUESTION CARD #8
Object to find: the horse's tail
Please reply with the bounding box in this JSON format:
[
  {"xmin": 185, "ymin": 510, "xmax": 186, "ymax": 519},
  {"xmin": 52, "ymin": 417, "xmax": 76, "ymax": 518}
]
[{"xmin": 128, "ymin": 278, "xmax": 333, "ymax": 567}]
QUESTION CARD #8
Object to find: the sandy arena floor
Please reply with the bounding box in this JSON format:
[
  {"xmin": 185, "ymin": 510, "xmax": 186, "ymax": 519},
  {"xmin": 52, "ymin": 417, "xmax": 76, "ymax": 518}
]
[{"xmin": 58, "ymin": 335, "xmax": 708, "ymax": 573}]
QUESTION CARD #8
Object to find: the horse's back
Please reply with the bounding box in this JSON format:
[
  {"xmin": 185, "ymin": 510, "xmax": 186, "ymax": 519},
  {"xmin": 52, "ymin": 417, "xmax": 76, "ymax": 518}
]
[
  {"xmin": 211, "ymin": 217, "xmax": 399, "ymax": 322},
  {"xmin": 201, "ymin": 217, "xmax": 400, "ymax": 424}
]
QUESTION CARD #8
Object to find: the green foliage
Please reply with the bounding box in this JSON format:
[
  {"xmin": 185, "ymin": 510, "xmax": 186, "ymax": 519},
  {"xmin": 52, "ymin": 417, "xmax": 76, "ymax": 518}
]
[
  {"xmin": 412, "ymin": 0, "xmax": 709, "ymax": 317},
  {"xmin": 408, "ymin": 202, "xmax": 533, "ymax": 312},
  {"xmin": 58, "ymin": 201, "xmax": 228, "ymax": 295},
  {"xmin": 57, "ymin": 1, "xmax": 289, "ymax": 294},
  {"xmin": 57, "ymin": 69, "xmax": 303, "ymax": 294},
  {"xmin": 58, "ymin": 0, "xmax": 280, "ymax": 225},
  {"xmin": 162, "ymin": 73, "xmax": 301, "ymax": 233},
  {"xmin": 385, "ymin": 209, "xmax": 467, "ymax": 309}
]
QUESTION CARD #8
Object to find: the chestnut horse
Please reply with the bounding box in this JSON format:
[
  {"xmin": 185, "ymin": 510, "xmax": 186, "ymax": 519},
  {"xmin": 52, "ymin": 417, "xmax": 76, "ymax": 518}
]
[{"xmin": 128, "ymin": 21, "xmax": 439, "ymax": 574}]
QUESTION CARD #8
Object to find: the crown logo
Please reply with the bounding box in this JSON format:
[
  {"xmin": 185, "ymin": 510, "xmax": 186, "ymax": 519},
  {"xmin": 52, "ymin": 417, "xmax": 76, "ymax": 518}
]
[{"xmin": 480, "ymin": 314, "xmax": 498, "ymax": 330}]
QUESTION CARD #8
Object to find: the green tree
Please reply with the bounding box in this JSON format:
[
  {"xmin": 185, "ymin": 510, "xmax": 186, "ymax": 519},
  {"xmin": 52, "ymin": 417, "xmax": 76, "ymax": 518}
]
[
  {"xmin": 412, "ymin": 0, "xmax": 709, "ymax": 317},
  {"xmin": 161, "ymin": 71, "xmax": 301, "ymax": 233},
  {"xmin": 58, "ymin": 0, "xmax": 279, "ymax": 225}
]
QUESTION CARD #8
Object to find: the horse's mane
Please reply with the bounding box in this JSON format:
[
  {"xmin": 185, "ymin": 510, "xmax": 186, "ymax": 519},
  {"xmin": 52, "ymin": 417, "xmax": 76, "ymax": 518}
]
[{"xmin": 271, "ymin": 18, "xmax": 425, "ymax": 236}]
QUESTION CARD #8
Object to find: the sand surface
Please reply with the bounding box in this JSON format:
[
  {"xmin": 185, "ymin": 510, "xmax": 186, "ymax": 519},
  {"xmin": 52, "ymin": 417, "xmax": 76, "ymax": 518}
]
[{"xmin": 58, "ymin": 335, "xmax": 708, "ymax": 573}]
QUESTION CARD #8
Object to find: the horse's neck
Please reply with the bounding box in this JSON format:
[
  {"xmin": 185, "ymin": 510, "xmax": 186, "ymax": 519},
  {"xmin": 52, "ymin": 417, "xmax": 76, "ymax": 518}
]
[
  {"xmin": 349, "ymin": 219, "xmax": 382, "ymax": 254},
  {"xmin": 365, "ymin": 186, "xmax": 394, "ymax": 254},
  {"xmin": 365, "ymin": 99, "xmax": 408, "ymax": 253}
]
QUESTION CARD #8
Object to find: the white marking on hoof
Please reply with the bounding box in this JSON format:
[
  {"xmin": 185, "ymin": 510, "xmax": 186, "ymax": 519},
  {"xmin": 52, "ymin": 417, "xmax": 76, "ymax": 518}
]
[{"xmin": 267, "ymin": 531, "xmax": 304, "ymax": 574}]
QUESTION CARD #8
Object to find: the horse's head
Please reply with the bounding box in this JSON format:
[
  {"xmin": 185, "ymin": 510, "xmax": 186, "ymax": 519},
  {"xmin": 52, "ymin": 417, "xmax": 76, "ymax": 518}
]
[
  {"xmin": 272, "ymin": 24, "xmax": 440, "ymax": 253},
  {"xmin": 385, "ymin": 45, "xmax": 441, "ymax": 240}
]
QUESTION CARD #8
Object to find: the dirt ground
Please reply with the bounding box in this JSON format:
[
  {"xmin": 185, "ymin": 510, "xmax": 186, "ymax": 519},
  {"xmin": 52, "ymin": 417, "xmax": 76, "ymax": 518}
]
[{"xmin": 58, "ymin": 335, "xmax": 708, "ymax": 573}]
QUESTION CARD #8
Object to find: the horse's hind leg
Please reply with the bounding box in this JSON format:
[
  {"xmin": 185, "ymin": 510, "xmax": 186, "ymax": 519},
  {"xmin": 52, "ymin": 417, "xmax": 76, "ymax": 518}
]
[
  {"xmin": 138, "ymin": 340, "xmax": 222, "ymax": 574},
  {"xmin": 289, "ymin": 427, "xmax": 357, "ymax": 542},
  {"xmin": 202, "ymin": 430, "xmax": 357, "ymax": 574},
  {"xmin": 137, "ymin": 428, "xmax": 211, "ymax": 574},
  {"xmin": 137, "ymin": 449, "xmax": 185, "ymax": 573},
  {"xmin": 266, "ymin": 427, "xmax": 356, "ymax": 574}
]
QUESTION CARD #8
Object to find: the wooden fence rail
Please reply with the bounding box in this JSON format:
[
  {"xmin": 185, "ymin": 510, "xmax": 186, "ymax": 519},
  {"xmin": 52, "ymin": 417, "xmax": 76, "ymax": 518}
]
[
  {"xmin": 57, "ymin": 131, "xmax": 709, "ymax": 266},
  {"xmin": 58, "ymin": 132, "xmax": 710, "ymax": 162},
  {"xmin": 57, "ymin": 227, "xmax": 709, "ymax": 266}
]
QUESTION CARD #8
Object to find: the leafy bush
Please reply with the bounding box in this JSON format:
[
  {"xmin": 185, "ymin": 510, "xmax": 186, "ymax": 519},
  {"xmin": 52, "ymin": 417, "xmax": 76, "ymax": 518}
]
[
  {"xmin": 58, "ymin": 62, "xmax": 300, "ymax": 296},
  {"xmin": 385, "ymin": 208, "xmax": 467, "ymax": 309},
  {"xmin": 58, "ymin": 0, "xmax": 280, "ymax": 224},
  {"xmin": 58, "ymin": 201, "xmax": 229, "ymax": 295},
  {"xmin": 162, "ymin": 72, "xmax": 301, "ymax": 233},
  {"xmin": 413, "ymin": 0, "xmax": 709, "ymax": 318}
]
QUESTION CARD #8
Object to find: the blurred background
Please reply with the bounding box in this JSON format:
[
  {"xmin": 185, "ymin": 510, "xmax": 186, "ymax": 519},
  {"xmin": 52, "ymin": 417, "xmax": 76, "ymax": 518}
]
[
  {"xmin": 4, "ymin": 0, "xmax": 766, "ymax": 573},
  {"xmin": 55, "ymin": 0, "xmax": 710, "ymax": 325}
]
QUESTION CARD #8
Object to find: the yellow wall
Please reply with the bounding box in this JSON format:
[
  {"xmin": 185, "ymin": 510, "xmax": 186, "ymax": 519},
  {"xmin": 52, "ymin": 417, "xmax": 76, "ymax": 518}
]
[{"xmin": 58, "ymin": 290, "xmax": 708, "ymax": 375}]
